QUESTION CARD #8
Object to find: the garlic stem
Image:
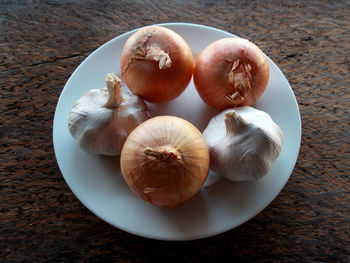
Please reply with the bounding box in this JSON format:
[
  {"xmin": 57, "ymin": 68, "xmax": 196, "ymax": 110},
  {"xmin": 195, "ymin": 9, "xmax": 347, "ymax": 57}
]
[
  {"xmin": 104, "ymin": 73, "xmax": 124, "ymax": 108},
  {"xmin": 224, "ymin": 112, "xmax": 248, "ymax": 134},
  {"xmin": 144, "ymin": 146, "xmax": 182, "ymax": 163}
]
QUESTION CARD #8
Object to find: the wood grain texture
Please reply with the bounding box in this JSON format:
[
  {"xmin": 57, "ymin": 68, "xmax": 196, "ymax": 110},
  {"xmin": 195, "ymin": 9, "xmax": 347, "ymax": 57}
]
[{"xmin": 1, "ymin": 0, "xmax": 349, "ymax": 262}]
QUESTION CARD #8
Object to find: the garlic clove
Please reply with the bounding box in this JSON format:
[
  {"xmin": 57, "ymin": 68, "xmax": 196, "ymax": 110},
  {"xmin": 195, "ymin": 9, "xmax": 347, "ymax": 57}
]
[
  {"xmin": 68, "ymin": 73, "xmax": 151, "ymax": 156},
  {"xmin": 202, "ymin": 106, "xmax": 283, "ymax": 181}
]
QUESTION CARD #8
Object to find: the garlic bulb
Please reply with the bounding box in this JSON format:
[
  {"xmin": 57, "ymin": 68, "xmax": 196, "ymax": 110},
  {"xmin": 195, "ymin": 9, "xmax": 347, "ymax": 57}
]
[
  {"xmin": 120, "ymin": 116, "xmax": 210, "ymax": 207},
  {"xmin": 203, "ymin": 106, "xmax": 283, "ymax": 181},
  {"xmin": 68, "ymin": 73, "xmax": 151, "ymax": 156}
]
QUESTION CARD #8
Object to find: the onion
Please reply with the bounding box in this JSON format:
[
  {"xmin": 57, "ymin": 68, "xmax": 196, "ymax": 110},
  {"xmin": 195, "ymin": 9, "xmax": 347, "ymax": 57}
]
[
  {"xmin": 120, "ymin": 116, "xmax": 209, "ymax": 207},
  {"xmin": 193, "ymin": 38, "xmax": 269, "ymax": 109},
  {"xmin": 120, "ymin": 26, "xmax": 194, "ymax": 103}
]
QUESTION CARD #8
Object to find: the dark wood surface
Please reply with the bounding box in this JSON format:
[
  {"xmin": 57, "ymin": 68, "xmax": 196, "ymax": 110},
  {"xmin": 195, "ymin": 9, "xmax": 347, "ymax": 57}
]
[{"xmin": 1, "ymin": 0, "xmax": 349, "ymax": 261}]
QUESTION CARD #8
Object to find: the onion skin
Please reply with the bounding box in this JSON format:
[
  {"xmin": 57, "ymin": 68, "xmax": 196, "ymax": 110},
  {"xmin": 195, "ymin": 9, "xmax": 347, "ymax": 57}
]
[
  {"xmin": 121, "ymin": 26, "xmax": 194, "ymax": 103},
  {"xmin": 193, "ymin": 38, "xmax": 269, "ymax": 110},
  {"xmin": 120, "ymin": 116, "xmax": 209, "ymax": 208}
]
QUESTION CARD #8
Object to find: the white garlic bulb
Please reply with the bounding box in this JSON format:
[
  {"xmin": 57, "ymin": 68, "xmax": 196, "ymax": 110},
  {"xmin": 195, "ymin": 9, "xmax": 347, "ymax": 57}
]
[
  {"xmin": 203, "ymin": 106, "xmax": 283, "ymax": 181},
  {"xmin": 68, "ymin": 73, "xmax": 151, "ymax": 156}
]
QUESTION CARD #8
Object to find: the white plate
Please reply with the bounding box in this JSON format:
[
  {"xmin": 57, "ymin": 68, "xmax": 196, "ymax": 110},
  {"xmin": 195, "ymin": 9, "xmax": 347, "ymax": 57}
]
[{"xmin": 53, "ymin": 23, "xmax": 301, "ymax": 241}]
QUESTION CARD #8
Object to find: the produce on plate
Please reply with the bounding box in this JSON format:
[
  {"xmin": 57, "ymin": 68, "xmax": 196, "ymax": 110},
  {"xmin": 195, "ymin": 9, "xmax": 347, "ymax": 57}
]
[
  {"xmin": 203, "ymin": 106, "xmax": 283, "ymax": 181},
  {"xmin": 193, "ymin": 38, "xmax": 269, "ymax": 109},
  {"xmin": 68, "ymin": 73, "xmax": 151, "ymax": 156},
  {"xmin": 67, "ymin": 26, "xmax": 284, "ymax": 208},
  {"xmin": 120, "ymin": 116, "xmax": 210, "ymax": 207},
  {"xmin": 121, "ymin": 26, "xmax": 194, "ymax": 103}
]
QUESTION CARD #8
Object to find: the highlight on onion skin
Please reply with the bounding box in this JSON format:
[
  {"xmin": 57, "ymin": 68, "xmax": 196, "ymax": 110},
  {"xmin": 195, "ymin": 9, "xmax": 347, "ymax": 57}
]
[
  {"xmin": 193, "ymin": 38, "xmax": 269, "ymax": 110},
  {"xmin": 120, "ymin": 26, "xmax": 194, "ymax": 103},
  {"xmin": 120, "ymin": 116, "xmax": 210, "ymax": 208}
]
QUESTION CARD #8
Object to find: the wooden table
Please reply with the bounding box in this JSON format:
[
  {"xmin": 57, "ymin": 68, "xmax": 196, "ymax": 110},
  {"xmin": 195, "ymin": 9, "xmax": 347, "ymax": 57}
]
[{"xmin": 1, "ymin": 1, "xmax": 349, "ymax": 261}]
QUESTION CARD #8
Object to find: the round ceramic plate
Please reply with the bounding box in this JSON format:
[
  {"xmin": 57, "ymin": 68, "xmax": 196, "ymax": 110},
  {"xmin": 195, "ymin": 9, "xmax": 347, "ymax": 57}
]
[{"xmin": 53, "ymin": 23, "xmax": 301, "ymax": 241}]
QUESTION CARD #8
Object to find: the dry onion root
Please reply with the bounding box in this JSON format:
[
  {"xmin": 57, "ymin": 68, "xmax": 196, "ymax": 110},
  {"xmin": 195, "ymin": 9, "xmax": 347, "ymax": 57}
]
[
  {"xmin": 120, "ymin": 116, "xmax": 210, "ymax": 207},
  {"xmin": 194, "ymin": 38, "xmax": 269, "ymax": 110},
  {"xmin": 121, "ymin": 26, "xmax": 194, "ymax": 103}
]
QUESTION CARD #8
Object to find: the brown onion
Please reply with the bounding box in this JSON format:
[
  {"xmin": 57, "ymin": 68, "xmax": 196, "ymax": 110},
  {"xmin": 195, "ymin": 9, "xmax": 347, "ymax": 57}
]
[
  {"xmin": 120, "ymin": 116, "xmax": 209, "ymax": 208},
  {"xmin": 120, "ymin": 26, "xmax": 194, "ymax": 103},
  {"xmin": 193, "ymin": 38, "xmax": 269, "ymax": 109}
]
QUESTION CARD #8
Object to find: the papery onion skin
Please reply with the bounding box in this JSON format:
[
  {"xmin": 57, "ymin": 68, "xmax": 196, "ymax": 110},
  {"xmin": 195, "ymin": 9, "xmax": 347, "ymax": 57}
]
[
  {"xmin": 193, "ymin": 38, "xmax": 269, "ymax": 110},
  {"xmin": 121, "ymin": 26, "xmax": 194, "ymax": 103},
  {"xmin": 120, "ymin": 116, "xmax": 210, "ymax": 208}
]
